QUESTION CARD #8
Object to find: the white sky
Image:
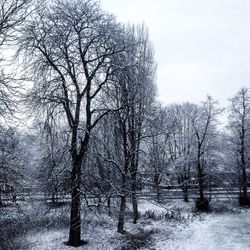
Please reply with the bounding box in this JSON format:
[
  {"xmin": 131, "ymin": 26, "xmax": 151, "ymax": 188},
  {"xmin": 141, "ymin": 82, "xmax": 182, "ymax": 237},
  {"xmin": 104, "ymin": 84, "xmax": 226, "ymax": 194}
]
[{"xmin": 101, "ymin": 0, "xmax": 250, "ymax": 108}]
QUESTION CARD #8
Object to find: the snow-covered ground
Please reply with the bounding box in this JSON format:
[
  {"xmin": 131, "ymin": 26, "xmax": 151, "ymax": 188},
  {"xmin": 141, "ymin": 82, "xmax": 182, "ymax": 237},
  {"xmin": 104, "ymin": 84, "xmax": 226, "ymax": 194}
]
[
  {"xmin": 153, "ymin": 210, "xmax": 250, "ymax": 250},
  {"xmin": 3, "ymin": 199, "xmax": 250, "ymax": 249}
]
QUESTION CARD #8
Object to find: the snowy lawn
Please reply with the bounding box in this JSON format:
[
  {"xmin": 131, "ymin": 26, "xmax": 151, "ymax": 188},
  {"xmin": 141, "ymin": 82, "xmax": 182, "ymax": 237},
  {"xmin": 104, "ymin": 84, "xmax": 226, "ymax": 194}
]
[
  {"xmin": 153, "ymin": 210, "xmax": 250, "ymax": 250},
  {"xmin": 2, "ymin": 199, "xmax": 249, "ymax": 249},
  {"xmin": 10, "ymin": 199, "xmax": 198, "ymax": 249}
]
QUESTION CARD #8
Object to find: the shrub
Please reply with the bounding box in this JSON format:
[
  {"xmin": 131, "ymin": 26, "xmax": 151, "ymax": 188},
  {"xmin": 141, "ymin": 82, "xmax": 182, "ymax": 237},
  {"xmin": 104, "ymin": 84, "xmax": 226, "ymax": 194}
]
[
  {"xmin": 195, "ymin": 197, "xmax": 210, "ymax": 211},
  {"xmin": 239, "ymin": 195, "xmax": 250, "ymax": 206},
  {"xmin": 120, "ymin": 228, "xmax": 155, "ymax": 250}
]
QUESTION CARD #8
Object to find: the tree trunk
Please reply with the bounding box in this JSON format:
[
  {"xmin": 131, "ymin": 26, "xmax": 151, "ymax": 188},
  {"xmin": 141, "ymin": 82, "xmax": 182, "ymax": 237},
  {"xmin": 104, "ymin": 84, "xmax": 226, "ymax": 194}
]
[
  {"xmin": 0, "ymin": 190, "xmax": 2, "ymax": 206},
  {"xmin": 131, "ymin": 167, "xmax": 139, "ymax": 223},
  {"xmin": 107, "ymin": 196, "xmax": 111, "ymax": 216},
  {"xmin": 117, "ymin": 172, "xmax": 127, "ymax": 233},
  {"xmin": 197, "ymin": 147, "xmax": 205, "ymax": 201},
  {"xmin": 52, "ymin": 192, "xmax": 55, "ymax": 204},
  {"xmin": 117, "ymin": 194, "xmax": 126, "ymax": 233},
  {"xmin": 197, "ymin": 162, "xmax": 205, "ymax": 200},
  {"xmin": 241, "ymin": 166, "xmax": 248, "ymax": 204},
  {"xmin": 67, "ymin": 160, "xmax": 85, "ymax": 247},
  {"xmin": 240, "ymin": 141, "xmax": 248, "ymax": 205},
  {"xmin": 182, "ymin": 184, "xmax": 189, "ymax": 202},
  {"xmin": 132, "ymin": 191, "xmax": 139, "ymax": 223},
  {"xmin": 156, "ymin": 183, "xmax": 160, "ymax": 203},
  {"xmin": 198, "ymin": 168, "xmax": 204, "ymax": 200},
  {"xmin": 154, "ymin": 173, "xmax": 161, "ymax": 203}
]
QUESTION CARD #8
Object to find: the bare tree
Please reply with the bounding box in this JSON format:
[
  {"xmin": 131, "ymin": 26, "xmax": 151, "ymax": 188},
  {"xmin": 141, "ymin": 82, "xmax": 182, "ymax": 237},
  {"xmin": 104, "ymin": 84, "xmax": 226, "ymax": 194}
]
[
  {"xmin": 18, "ymin": 0, "xmax": 129, "ymax": 246},
  {"xmin": 191, "ymin": 96, "xmax": 222, "ymax": 210},
  {"xmin": 166, "ymin": 103, "xmax": 197, "ymax": 202},
  {"xmin": 125, "ymin": 24, "xmax": 156, "ymax": 224},
  {"xmin": 0, "ymin": 127, "xmax": 25, "ymax": 205},
  {"xmin": 144, "ymin": 105, "xmax": 170, "ymax": 203},
  {"xmin": 106, "ymin": 24, "xmax": 156, "ymax": 230},
  {"xmin": 0, "ymin": 0, "xmax": 30, "ymax": 45},
  {"xmin": 0, "ymin": 0, "xmax": 31, "ymax": 115},
  {"xmin": 0, "ymin": 0, "xmax": 31, "ymax": 207},
  {"xmin": 37, "ymin": 122, "xmax": 71, "ymax": 205},
  {"xmin": 228, "ymin": 87, "xmax": 250, "ymax": 205}
]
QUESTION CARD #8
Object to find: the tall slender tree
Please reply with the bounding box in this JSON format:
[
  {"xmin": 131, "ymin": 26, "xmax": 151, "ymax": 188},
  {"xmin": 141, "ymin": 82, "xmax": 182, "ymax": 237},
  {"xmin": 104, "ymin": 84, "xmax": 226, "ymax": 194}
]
[
  {"xmin": 191, "ymin": 96, "xmax": 222, "ymax": 210},
  {"xmin": 228, "ymin": 87, "xmax": 250, "ymax": 205}
]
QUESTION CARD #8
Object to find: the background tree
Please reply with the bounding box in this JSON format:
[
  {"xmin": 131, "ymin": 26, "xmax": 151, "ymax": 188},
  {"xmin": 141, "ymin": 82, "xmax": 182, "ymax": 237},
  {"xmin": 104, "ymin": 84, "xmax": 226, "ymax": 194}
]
[
  {"xmin": 0, "ymin": 127, "xmax": 25, "ymax": 205},
  {"xmin": 166, "ymin": 103, "xmax": 197, "ymax": 202},
  {"xmin": 145, "ymin": 105, "xmax": 170, "ymax": 203},
  {"xmin": 0, "ymin": 0, "xmax": 30, "ymax": 116},
  {"xmin": 228, "ymin": 87, "xmax": 250, "ymax": 205},
  {"xmin": 191, "ymin": 96, "xmax": 222, "ymax": 210},
  {"xmin": 0, "ymin": 0, "xmax": 31, "ymax": 206},
  {"xmin": 37, "ymin": 122, "xmax": 71, "ymax": 205},
  {"xmin": 107, "ymin": 24, "xmax": 156, "ymax": 230}
]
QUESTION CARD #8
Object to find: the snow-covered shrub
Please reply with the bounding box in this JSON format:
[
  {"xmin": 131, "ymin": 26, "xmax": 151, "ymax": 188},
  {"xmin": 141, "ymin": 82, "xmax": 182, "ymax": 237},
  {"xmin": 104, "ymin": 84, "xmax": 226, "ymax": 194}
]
[{"xmin": 119, "ymin": 228, "xmax": 155, "ymax": 250}]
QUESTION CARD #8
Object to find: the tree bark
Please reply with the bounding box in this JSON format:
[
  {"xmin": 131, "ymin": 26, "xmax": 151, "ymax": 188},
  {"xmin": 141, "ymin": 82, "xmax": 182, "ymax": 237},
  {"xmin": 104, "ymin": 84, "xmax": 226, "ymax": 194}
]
[
  {"xmin": 182, "ymin": 184, "xmax": 189, "ymax": 202},
  {"xmin": 241, "ymin": 165, "xmax": 248, "ymax": 204},
  {"xmin": 197, "ymin": 161, "xmax": 204, "ymax": 200},
  {"xmin": 107, "ymin": 196, "xmax": 111, "ymax": 216},
  {"xmin": 131, "ymin": 162, "xmax": 139, "ymax": 223},
  {"xmin": 131, "ymin": 188, "xmax": 139, "ymax": 223},
  {"xmin": 240, "ymin": 136, "xmax": 248, "ymax": 205},
  {"xmin": 67, "ymin": 159, "xmax": 85, "ymax": 247},
  {"xmin": 197, "ymin": 144, "xmax": 205, "ymax": 201},
  {"xmin": 117, "ymin": 194, "xmax": 126, "ymax": 233},
  {"xmin": 117, "ymin": 173, "xmax": 127, "ymax": 233}
]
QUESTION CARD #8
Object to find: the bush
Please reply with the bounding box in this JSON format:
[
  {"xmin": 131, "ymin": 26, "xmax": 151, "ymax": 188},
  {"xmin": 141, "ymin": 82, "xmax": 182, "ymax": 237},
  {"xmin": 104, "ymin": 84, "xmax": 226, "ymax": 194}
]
[
  {"xmin": 239, "ymin": 195, "xmax": 250, "ymax": 206},
  {"xmin": 120, "ymin": 228, "xmax": 155, "ymax": 250},
  {"xmin": 195, "ymin": 197, "xmax": 210, "ymax": 211}
]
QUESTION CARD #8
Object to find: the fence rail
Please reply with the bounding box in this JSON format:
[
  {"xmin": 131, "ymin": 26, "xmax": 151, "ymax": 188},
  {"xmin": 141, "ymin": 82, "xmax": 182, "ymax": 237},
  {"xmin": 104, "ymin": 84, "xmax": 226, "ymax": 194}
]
[{"xmin": 0, "ymin": 187, "xmax": 242, "ymax": 204}]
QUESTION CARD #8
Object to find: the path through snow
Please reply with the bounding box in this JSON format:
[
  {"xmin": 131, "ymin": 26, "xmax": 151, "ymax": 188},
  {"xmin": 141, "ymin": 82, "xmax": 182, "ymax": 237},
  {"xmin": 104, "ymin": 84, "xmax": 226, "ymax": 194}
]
[{"xmin": 154, "ymin": 210, "xmax": 250, "ymax": 250}]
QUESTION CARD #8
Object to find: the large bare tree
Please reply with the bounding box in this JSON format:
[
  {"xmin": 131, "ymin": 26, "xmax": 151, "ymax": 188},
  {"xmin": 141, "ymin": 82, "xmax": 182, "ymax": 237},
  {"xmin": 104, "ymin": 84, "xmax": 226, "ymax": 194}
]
[{"xmin": 18, "ymin": 0, "xmax": 129, "ymax": 246}]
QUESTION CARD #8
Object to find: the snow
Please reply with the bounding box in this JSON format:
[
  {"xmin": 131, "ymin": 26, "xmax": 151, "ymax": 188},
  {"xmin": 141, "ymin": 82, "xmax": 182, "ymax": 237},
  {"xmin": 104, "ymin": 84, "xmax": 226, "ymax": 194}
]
[
  {"xmin": 153, "ymin": 210, "xmax": 250, "ymax": 250},
  {"xmin": 6, "ymin": 200, "xmax": 250, "ymax": 250}
]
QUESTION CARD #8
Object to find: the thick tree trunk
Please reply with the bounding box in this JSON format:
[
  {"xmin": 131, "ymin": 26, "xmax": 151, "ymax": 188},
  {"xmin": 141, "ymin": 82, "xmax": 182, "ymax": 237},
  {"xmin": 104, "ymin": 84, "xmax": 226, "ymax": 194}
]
[
  {"xmin": 117, "ymin": 194, "xmax": 126, "ymax": 233},
  {"xmin": 117, "ymin": 171, "xmax": 127, "ymax": 233},
  {"xmin": 181, "ymin": 170, "xmax": 189, "ymax": 202},
  {"xmin": 154, "ymin": 173, "xmax": 161, "ymax": 203},
  {"xmin": 132, "ymin": 191, "xmax": 139, "ymax": 223},
  {"xmin": 67, "ymin": 160, "xmax": 85, "ymax": 247},
  {"xmin": 131, "ymin": 168, "xmax": 139, "ymax": 223}
]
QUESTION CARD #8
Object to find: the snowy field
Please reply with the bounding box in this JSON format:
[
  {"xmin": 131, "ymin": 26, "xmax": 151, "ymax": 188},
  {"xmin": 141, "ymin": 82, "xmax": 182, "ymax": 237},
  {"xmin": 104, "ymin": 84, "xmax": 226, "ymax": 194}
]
[
  {"xmin": 153, "ymin": 210, "xmax": 250, "ymax": 250},
  {"xmin": 0, "ymin": 199, "xmax": 247, "ymax": 250}
]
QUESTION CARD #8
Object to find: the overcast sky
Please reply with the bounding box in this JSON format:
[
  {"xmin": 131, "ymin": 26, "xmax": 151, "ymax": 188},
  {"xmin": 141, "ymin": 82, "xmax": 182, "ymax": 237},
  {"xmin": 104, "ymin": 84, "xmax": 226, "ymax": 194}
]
[{"xmin": 101, "ymin": 0, "xmax": 250, "ymax": 107}]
